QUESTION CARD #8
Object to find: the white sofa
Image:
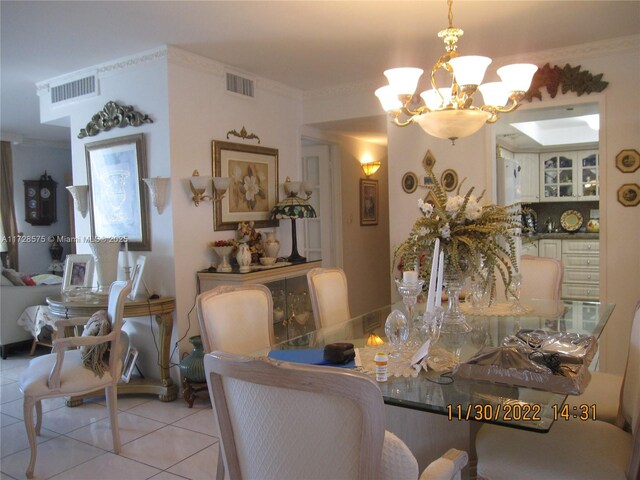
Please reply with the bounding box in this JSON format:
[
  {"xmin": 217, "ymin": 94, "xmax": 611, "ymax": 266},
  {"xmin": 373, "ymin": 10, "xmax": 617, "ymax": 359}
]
[{"xmin": 0, "ymin": 277, "xmax": 61, "ymax": 358}]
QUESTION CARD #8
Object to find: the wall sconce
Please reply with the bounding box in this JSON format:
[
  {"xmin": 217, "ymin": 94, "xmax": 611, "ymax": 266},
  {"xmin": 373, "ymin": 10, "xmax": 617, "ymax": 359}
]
[
  {"xmin": 142, "ymin": 177, "xmax": 170, "ymax": 214},
  {"xmin": 361, "ymin": 161, "xmax": 381, "ymax": 178},
  {"xmin": 213, "ymin": 177, "xmax": 230, "ymax": 201},
  {"xmin": 189, "ymin": 170, "xmax": 211, "ymax": 206},
  {"xmin": 66, "ymin": 185, "xmax": 89, "ymax": 218}
]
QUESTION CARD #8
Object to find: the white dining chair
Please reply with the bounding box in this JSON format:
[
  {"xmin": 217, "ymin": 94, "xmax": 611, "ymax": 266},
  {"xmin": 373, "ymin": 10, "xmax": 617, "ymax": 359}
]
[
  {"xmin": 18, "ymin": 280, "xmax": 132, "ymax": 479},
  {"xmin": 494, "ymin": 255, "xmax": 563, "ymax": 301},
  {"xmin": 475, "ymin": 302, "xmax": 640, "ymax": 480},
  {"xmin": 205, "ymin": 350, "xmax": 468, "ymax": 480},
  {"xmin": 307, "ymin": 267, "xmax": 351, "ymax": 329},
  {"xmin": 196, "ymin": 284, "xmax": 275, "ymax": 354}
]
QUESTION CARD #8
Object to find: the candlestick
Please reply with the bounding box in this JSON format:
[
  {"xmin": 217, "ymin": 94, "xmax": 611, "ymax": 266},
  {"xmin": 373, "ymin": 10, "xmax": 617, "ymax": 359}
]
[
  {"xmin": 426, "ymin": 239, "xmax": 440, "ymax": 313},
  {"xmin": 435, "ymin": 251, "xmax": 445, "ymax": 309}
]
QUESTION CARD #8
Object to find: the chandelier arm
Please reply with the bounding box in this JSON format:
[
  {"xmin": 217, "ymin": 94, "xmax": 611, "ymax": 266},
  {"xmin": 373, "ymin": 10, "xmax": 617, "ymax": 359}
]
[{"xmin": 391, "ymin": 117, "xmax": 415, "ymax": 127}]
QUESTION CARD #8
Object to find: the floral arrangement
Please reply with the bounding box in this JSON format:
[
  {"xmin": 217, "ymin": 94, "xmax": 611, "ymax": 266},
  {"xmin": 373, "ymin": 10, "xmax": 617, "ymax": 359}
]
[
  {"xmin": 233, "ymin": 221, "xmax": 264, "ymax": 263},
  {"xmin": 210, "ymin": 240, "xmax": 234, "ymax": 247},
  {"xmin": 394, "ymin": 170, "xmax": 523, "ymax": 298}
]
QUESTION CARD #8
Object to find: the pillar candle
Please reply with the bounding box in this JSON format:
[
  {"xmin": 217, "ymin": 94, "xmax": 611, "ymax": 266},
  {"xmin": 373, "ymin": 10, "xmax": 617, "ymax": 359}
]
[
  {"xmin": 435, "ymin": 251, "xmax": 445, "ymax": 309},
  {"xmin": 426, "ymin": 239, "xmax": 440, "ymax": 313},
  {"xmin": 403, "ymin": 270, "xmax": 418, "ymax": 284}
]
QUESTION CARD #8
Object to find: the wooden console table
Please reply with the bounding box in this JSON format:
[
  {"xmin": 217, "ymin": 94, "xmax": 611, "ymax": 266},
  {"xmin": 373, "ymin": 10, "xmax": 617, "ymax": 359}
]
[{"xmin": 46, "ymin": 295, "xmax": 178, "ymax": 405}]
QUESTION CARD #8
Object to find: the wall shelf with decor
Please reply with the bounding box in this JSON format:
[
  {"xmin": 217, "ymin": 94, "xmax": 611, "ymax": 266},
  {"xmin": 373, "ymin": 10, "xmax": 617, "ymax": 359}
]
[{"xmin": 197, "ymin": 260, "xmax": 321, "ymax": 343}]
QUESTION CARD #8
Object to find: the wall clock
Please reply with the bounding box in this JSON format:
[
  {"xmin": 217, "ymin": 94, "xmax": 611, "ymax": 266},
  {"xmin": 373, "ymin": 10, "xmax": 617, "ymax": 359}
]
[{"xmin": 24, "ymin": 172, "xmax": 57, "ymax": 225}]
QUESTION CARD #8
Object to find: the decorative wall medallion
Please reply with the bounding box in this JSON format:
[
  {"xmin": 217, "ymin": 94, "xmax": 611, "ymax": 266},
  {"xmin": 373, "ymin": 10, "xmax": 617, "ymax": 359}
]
[
  {"xmin": 615, "ymin": 149, "xmax": 640, "ymax": 173},
  {"xmin": 440, "ymin": 169, "xmax": 459, "ymax": 192},
  {"xmin": 617, "ymin": 184, "xmax": 640, "ymax": 207},
  {"xmin": 401, "ymin": 172, "xmax": 418, "ymax": 193},
  {"xmin": 78, "ymin": 101, "xmax": 153, "ymax": 139},
  {"xmin": 422, "ymin": 149, "xmax": 436, "ymax": 173}
]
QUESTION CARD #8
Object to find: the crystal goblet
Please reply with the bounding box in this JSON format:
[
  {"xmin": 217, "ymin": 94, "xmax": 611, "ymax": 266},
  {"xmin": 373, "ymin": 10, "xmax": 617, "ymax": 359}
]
[{"xmin": 384, "ymin": 309, "xmax": 410, "ymax": 358}]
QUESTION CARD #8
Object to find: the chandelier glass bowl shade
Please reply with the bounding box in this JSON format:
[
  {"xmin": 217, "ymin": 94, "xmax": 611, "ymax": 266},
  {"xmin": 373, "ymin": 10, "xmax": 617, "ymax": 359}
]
[{"xmin": 375, "ymin": 0, "xmax": 538, "ymax": 143}]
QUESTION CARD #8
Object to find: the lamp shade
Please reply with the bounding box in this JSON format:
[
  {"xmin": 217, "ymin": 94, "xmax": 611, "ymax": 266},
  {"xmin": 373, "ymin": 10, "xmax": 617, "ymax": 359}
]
[
  {"xmin": 449, "ymin": 55, "xmax": 492, "ymax": 86},
  {"xmin": 414, "ymin": 109, "xmax": 492, "ymax": 141},
  {"xmin": 420, "ymin": 88, "xmax": 453, "ymax": 110},
  {"xmin": 142, "ymin": 177, "xmax": 170, "ymax": 214},
  {"xmin": 478, "ymin": 82, "xmax": 509, "ymax": 107},
  {"xmin": 497, "ymin": 63, "xmax": 538, "ymax": 93},
  {"xmin": 384, "ymin": 67, "xmax": 424, "ymax": 96},
  {"xmin": 375, "ymin": 86, "xmax": 403, "ymax": 112},
  {"xmin": 271, "ymin": 196, "xmax": 317, "ymax": 220},
  {"xmin": 66, "ymin": 185, "xmax": 90, "ymax": 218}
]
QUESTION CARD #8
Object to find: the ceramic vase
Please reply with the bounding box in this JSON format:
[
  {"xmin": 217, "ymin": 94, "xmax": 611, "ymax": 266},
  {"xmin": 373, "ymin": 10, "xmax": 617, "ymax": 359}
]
[
  {"xmin": 236, "ymin": 242, "xmax": 252, "ymax": 272},
  {"xmin": 179, "ymin": 335, "xmax": 205, "ymax": 383},
  {"xmin": 89, "ymin": 239, "xmax": 120, "ymax": 294},
  {"xmin": 263, "ymin": 231, "xmax": 280, "ymax": 258}
]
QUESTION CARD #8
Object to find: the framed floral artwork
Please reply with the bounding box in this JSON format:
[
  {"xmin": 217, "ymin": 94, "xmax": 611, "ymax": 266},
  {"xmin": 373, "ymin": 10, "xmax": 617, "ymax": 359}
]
[
  {"xmin": 85, "ymin": 134, "xmax": 150, "ymax": 250},
  {"xmin": 212, "ymin": 140, "xmax": 279, "ymax": 231},
  {"xmin": 360, "ymin": 179, "xmax": 378, "ymax": 226}
]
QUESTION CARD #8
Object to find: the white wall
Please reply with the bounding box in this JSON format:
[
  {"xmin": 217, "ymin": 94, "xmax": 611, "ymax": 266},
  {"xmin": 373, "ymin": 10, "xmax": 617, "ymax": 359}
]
[{"xmin": 12, "ymin": 143, "xmax": 72, "ymax": 275}]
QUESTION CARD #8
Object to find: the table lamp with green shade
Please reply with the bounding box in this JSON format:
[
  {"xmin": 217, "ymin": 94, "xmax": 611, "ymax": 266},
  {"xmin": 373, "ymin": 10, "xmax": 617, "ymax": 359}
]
[{"xmin": 270, "ymin": 180, "xmax": 317, "ymax": 264}]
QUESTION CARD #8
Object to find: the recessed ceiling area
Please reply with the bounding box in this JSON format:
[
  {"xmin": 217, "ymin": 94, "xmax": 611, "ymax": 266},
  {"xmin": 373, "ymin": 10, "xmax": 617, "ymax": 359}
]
[{"xmin": 493, "ymin": 103, "xmax": 600, "ymax": 150}]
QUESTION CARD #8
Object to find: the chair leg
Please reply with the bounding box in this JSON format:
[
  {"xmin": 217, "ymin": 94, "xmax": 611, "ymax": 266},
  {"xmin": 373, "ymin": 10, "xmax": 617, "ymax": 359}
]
[
  {"xmin": 23, "ymin": 397, "xmax": 38, "ymax": 479},
  {"xmin": 35, "ymin": 400, "xmax": 42, "ymax": 435},
  {"xmin": 105, "ymin": 386, "xmax": 121, "ymax": 454}
]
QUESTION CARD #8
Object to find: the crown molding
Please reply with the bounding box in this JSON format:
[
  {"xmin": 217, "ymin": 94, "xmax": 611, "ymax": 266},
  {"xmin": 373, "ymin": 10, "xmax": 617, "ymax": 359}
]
[{"xmin": 304, "ymin": 34, "xmax": 640, "ymax": 101}]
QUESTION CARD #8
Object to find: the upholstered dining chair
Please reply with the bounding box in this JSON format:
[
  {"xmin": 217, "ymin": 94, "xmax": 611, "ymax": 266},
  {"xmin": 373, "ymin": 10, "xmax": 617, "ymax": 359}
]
[
  {"xmin": 204, "ymin": 350, "xmax": 468, "ymax": 480},
  {"xmin": 475, "ymin": 302, "xmax": 640, "ymax": 480},
  {"xmin": 18, "ymin": 280, "xmax": 132, "ymax": 479},
  {"xmin": 494, "ymin": 255, "xmax": 563, "ymax": 302},
  {"xmin": 196, "ymin": 284, "xmax": 275, "ymax": 354},
  {"xmin": 307, "ymin": 267, "xmax": 351, "ymax": 329}
]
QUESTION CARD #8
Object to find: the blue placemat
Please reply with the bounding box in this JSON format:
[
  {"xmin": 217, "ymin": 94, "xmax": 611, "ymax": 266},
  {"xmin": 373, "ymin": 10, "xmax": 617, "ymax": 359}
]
[{"xmin": 268, "ymin": 349, "xmax": 355, "ymax": 368}]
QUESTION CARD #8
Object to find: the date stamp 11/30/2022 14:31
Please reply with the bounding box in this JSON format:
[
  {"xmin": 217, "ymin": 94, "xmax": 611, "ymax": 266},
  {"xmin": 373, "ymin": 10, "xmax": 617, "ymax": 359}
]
[{"xmin": 446, "ymin": 403, "xmax": 597, "ymax": 422}]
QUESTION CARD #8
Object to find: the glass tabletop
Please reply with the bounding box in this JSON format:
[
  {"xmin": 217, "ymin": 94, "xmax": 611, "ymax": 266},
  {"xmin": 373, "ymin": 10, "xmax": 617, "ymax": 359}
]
[{"xmin": 254, "ymin": 299, "xmax": 615, "ymax": 432}]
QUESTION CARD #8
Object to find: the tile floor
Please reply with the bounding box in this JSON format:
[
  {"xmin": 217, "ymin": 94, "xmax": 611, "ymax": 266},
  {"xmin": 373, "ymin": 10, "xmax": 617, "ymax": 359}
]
[{"xmin": 0, "ymin": 348, "xmax": 220, "ymax": 480}]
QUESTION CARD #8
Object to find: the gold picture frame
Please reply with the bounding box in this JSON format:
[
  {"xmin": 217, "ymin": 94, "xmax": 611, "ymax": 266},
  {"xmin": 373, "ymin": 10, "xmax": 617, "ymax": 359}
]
[
  {"xmin": 617, "ymin": 183, "xmax": 640, "ymax": 207},
  {"xmin": 441, "ymin": 169, "xmax": 459, "ymax": 192},
  {"xmin": 401, "ymin": 172, "xmax": 418, "ymax": 193},
  {"xmin": 616, "ymin": 149, "xmax": 640, "ymax": 173},
  {"xmin": 212, "ymin": 140, "xmax": 279, "ymax": 231},
  {"xmin": 360, "ymin": 179, "xmax": 378, "ymax": 226}
]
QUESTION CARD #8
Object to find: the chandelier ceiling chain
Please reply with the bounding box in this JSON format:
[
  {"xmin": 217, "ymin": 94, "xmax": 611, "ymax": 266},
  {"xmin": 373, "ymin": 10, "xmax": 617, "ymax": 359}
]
[{"xmin": 375, "ymin": 0, "xmax": 538, "ymax": 144}]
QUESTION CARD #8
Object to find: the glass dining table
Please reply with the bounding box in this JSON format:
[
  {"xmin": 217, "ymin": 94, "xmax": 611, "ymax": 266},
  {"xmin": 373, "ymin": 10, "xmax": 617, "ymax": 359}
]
[{"xmin": 254, "ymin": 299, "xmax": 615, "ymax": 433}]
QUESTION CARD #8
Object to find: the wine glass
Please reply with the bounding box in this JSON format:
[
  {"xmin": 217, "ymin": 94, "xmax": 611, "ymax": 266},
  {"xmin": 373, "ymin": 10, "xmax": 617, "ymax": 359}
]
[
  {"xmin": 385, "ymin": 310, "xmax": 410, "ymax": 358},
  {"xmin": 509, "ymin": 272, "xmax": 527, "ymax": 313},
  {"xmin": 424, "ymin": 307, "xmax": 444, "ymax": 345},
  {"xmin": 395, "ymin": 279, "xmax": 425, "ymax": 345}
]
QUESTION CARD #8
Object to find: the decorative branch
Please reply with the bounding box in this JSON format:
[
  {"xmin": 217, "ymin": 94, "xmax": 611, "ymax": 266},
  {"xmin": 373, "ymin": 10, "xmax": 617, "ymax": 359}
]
[
  {"xmin": 524, "ymin": 63, "xmax": 608, "ymax": 102},
  {"xmin": 226, "ymin": 126, "xmax": 260, "ymax": 143},
  {"xmin": 78, "ymin": 101, "xmax": 153, "ymax": 139}
]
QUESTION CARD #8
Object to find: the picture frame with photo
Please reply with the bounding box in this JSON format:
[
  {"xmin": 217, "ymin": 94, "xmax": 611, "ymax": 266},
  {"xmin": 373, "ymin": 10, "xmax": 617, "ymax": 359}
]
[
  {"xmin": 129, "ymin": 256, "xmax": 147, "ymax": 300},
  {"xmin": 212, "ymin": 140, "xmax": 279, "ymax": 231},
  {"xmin": 85, "ymin": 133, "xmax": 150, "ymax": 250},
  {"xmin": 360, "ymin": 179, "xmax": 379, "ymax": 226},
  {"xmin": 62, "ymin": 254, "xmax": 94, "ymax": 293},
  {"xmin": 121, "ymin": 347, "xmax": 139, "ymax": 383}
]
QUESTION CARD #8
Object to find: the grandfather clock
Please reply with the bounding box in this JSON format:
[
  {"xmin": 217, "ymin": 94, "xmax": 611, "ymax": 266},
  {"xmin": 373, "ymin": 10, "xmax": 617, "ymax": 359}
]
[{"xmin": 24, "ymin": 171, "xmax": 57, "ymax": 225}]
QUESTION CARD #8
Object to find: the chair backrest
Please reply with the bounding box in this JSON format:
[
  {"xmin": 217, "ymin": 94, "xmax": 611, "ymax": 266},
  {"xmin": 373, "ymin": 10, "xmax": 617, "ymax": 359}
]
[
  {"xmin": 204, "ymin": 351, "xmax": 385, "ymax": 480},
  {"xmin": 495, "ymin": 256, "xmax": 563, "ymax": 301},
  {"xmin": 520, "ymin": 255, "xmax": 563, "ymax": 301},
  {"xmin": 196, "ymin": 284, "xmax": 274, "ymax": 354},
  {"xmin": 106, "ymin": 280, "xmax": 132, "ymax": 378},
  {"xmin": 307, "ymin": 267, "xmax": 351, "ymax": 329},
  {"xmin": 622, "ymin": 302, "xmax": 640, "ymax": 479}
]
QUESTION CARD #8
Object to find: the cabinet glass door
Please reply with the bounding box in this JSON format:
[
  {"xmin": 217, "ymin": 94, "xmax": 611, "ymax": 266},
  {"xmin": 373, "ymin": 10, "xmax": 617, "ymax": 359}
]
[
  {"xmin": 541, "ymin": 153, "xmax": 576, "ymax": 201},
  {"xmin": 578, "ymin": 151, "xmax": 599, "ymax": 199}
]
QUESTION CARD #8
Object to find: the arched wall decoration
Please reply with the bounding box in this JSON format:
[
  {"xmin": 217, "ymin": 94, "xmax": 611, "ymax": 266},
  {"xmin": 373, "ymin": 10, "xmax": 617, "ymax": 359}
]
[
  {"xmin": 523, "ymin": 63, "xmax": 608, "ymax": 102},
  {"xmin": 226, "ymin": 126, "xmax": 261, "ymax": 144},
  {"xmin": 78, "ymin": 101, "xmax": 153, "ymax": 139}
]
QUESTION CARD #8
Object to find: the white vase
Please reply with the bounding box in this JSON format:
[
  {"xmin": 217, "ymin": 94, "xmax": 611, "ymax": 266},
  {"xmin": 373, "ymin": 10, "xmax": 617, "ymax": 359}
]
[
  {"xmin": 263, "ymin": 231, "xmax": 280, "ymax": 258},
  {"xmin": 236, "ymin": 242, "xmax": 252, "ymax": 272},
  {"xmin": 89, "ymin": 240, "xmax": 121, "ymax": 294}
]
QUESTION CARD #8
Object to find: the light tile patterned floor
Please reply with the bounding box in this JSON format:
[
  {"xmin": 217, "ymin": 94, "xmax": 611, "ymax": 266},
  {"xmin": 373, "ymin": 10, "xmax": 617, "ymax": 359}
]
[{"xmin": 0, "ymin": 349, "xmax": 220, "ymax": 480}]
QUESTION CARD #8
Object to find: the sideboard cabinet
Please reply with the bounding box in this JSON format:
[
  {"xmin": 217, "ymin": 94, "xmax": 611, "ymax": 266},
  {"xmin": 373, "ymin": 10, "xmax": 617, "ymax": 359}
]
[{"xmin": 197, "ymin": 261, "xmax": 321, "ymax": 343}]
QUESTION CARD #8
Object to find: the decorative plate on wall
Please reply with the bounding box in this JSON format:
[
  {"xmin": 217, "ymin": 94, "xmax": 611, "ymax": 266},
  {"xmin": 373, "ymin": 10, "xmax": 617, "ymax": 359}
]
[
  {"xmin": 401, "ymin": 172, "xmax": 418, "ymax": 194},
  {"xmin": 560, "ymin": 210, "xmax": 583, "ymax": 232}
]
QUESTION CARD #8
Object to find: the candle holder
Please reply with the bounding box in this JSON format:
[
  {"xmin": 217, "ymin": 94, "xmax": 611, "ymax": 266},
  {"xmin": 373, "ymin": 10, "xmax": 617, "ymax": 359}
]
[{"xmin": 395, "ymin": 279, "xmax": 425, "ymax": 343}]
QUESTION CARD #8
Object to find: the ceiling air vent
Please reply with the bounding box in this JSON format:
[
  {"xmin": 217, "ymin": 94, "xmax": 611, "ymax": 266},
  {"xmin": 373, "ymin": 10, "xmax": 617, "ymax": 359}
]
[
  {"xmin": 226, "ymin": 72, "xmax": 254, "ymax": 98},
  {"xmin": 51, "ymin": 75, "xmax": 97, "ymax": 104}
]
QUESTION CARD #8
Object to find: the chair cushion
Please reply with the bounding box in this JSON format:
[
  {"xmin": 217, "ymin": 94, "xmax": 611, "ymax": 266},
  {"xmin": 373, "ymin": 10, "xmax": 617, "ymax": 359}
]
[
  {"xmin": 18, "ymin": 349, "xmax": 113, "ymax": 398},
  {"xmin": 81, "ymin": 310, "xmax": 111, "ymax": 377},
  {"xmin": 477, "ymin": 419, "xmax": 632, "ymax": 480},
  {"xmin": 380, "ymin": 430, "xmax": 418, "ymax": 480}
]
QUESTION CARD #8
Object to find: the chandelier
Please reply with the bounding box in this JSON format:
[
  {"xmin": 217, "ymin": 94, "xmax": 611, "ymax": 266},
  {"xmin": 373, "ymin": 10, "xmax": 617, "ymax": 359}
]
[{"xmin": 375, "ymin": 0, "xmax": 538, "ymax": 144}]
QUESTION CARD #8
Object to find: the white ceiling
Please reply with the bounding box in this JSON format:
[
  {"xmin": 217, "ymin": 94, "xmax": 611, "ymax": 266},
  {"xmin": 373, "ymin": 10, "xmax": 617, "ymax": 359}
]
[{"xmin": 1, "ymin": 1, "xmax": 639, "ymax": 145}]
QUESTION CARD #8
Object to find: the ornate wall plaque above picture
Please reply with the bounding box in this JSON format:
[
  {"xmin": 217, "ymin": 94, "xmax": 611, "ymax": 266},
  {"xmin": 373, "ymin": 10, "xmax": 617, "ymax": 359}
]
[
  {"xmin": 617, "ymin": 183, "xmax": 640, "ymax": 207},
  {"xmin": 616, "ymin": 149, "xmax": 640, "ymax": 173},
  {"xmin": 212, "ymin": 140, "xmax": 279, "ymax": 231},
  {"xmin": 401, "ymin": 172, "xmax": 418, "ymax": 194},
  {"xmin": 78, "ymin": 101, "xmax": 153, "ymax": 139}
]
